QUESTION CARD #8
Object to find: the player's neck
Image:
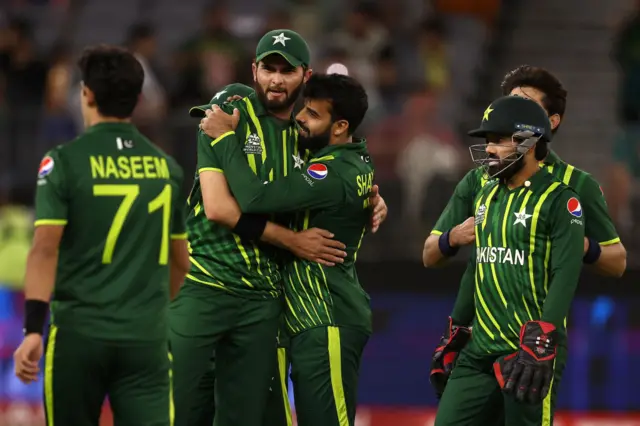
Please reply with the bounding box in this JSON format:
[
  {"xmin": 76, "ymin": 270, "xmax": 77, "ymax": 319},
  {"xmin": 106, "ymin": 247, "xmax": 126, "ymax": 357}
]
[
  {"xmin": 507, "ymin": 161, "xmax": 540, "ymax": 190},
  {"xmin": 268, "ymin": 106, "xmax": 295, "ymax": 121},
  {"xmin": 87, "ymin": 114, "xmax": 132, "ymax": 128}
]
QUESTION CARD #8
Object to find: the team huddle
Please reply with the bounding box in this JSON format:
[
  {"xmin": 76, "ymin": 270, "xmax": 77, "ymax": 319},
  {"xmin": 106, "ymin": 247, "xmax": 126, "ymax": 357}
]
[{"xmin": 11, "ymin": 28, "xmax": 625, "ymax": 426}]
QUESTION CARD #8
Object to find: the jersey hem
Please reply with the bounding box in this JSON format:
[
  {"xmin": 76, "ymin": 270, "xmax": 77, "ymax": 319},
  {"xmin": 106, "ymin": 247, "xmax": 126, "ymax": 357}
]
[
  {"xmin": 599, "ymin": 237, "xmax": 621, "ymax": 246},
  {"xmin": 34, "ymin": 219, "xmax": 67, "ymax": 227},
  {"xmin": 287, "ymin": 322, "xmax": 372, "ymax": 337},
  {"xmin": 198, "ymin": 167, "xmax": 223, "ymax": 174}
]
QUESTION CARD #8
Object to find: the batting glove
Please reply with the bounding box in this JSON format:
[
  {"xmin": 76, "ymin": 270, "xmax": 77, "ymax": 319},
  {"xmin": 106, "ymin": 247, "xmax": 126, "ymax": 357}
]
[
  {"xmin": 493, "ymin": 321, "xmax": 557, "ymax": 404},
  {"xmin": 429, "ymin": 317, "xmax": 472, "ymax": 399}
]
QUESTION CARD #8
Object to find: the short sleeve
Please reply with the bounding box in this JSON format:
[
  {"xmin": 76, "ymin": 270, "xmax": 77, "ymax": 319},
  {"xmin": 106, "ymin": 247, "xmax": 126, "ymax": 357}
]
[
  {"xmin": 579, "ymin": 175, "xmax": 620, "ymax": 245},
  {"xmin": 169, "ymin": 159, "xmax": 187, "ymax": 239},
  {"xmin": 34, "ymin": 150, "xmax": 69, "ymax": 227},
  {"xmin": 432, "ymin": 169, "xmax": 480, "ymax": 235}
]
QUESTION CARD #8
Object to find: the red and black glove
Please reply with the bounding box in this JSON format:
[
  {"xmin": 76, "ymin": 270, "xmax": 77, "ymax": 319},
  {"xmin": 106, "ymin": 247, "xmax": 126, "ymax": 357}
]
[
  {"xmin": 429, "ymin": 317, "xmax": 471, "ymax": 399},
  {"xmin": 493, "ymin": 321, "xmax": 558, "ymax": 404}
]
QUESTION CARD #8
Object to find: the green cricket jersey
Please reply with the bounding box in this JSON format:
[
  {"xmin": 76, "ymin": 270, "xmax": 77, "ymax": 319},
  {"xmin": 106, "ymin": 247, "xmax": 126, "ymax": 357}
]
[
  {"xmin": 187, "ymin": 92, "xmax": 300, "ymax": 299},
  {"xmin": 34, "ymin": 122, "xmax": 186, "ymax": 341},
  {"xmin": 470, "ymin": 170, "xmax": 584, "ymax": 354},
  {"xmin": 208, "ymin": 132, "xmax": 374, "ymax": 335}
]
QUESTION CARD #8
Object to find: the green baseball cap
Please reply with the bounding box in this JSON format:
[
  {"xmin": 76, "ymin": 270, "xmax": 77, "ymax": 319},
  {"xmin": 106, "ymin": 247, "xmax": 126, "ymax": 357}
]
[
  {"xmin": 189, "ymin": 83, "xmax": 255, "ymax": 118},
  {"xmin": 255, "ymin": 29, "xmax": 310, "ymax": 67},
  {"xmin": 468, "ymin": 96, "xmax": 553, "ymax": 142}
]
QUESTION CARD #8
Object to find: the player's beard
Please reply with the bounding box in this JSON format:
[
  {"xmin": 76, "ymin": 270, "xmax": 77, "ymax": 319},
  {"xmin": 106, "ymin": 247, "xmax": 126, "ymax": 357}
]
[
  {"xmin": 298, "ymin": 122, "xmax": 332, "ymax": 152},
  {"xmin": 488, "ymin": 153, "xmax": 525, "ymax": 182},
  {"xmin": 255, "ymin": 79, "xmax": 304, "ymax": 114}
]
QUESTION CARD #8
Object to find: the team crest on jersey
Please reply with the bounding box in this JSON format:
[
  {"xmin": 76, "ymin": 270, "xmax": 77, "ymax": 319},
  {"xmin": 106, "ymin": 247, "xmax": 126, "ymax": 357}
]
[
  {"xmin": 475, "ymin": 204, "xmax": 487, "ymax": 226},
  {"xmin": 243, "ymin": 133, "xmax": 263, "ymax": 155},
  {"xmin": 38, "ymin": 156, "xmax": 54, "ymax": 178},
  {"xmin": 567, "ymin": 197, "xmax": 582, "ymax": 218},
  {"xmin": 307, "ymin": 163, "xmax": 328, "ymax": 180}
]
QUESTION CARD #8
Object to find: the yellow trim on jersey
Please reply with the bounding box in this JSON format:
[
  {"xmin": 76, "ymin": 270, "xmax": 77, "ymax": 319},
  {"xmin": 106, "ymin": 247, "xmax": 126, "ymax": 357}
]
[
  {"xmin": 241, "ymin": 277, "xmax": 255, "ymax": 288},
  {"xmin": 303, "ymin": 210, "xmax": 311, "ymax": 230},
  {"xmin": 284, "ymin": 289, "xmax": 303, "ymax": 332},
  {"xmin": 541, "ymin": 359, "xmax": 556, "ymax": 426},
  {"xmin": 310, "ymin": 155, "xmax": 335, "ymax": 163},
  {"xmin": 328, "ymin": 327, "xmax": 349, "ymax": 426},
  {"xmin": 543, "ymin": 239, "xmax": 552, "ymax": 294},
  {"xmin": 243, "ymin": 98, "xmax": 267, "ymax": 163},
  {"xmin": 487, "ymin": 235, "xmax": 510, "ymax": 311},
  {"xmin": 168, "ymin": 352, "xmax": 175, "ymax": 426},
  {"xmin": 562, "ymin": 164, "xmax": 575, "ymax": 185},
  {"xmin": 277, "ymin": 348, "xmax": 293, "ymax": 426},
  {"xmin": 186, "ymin": 273, "xmax": 229, "ymax": 291},
  {"xmin": 170, "ymin": 233, "xmax": 188, "ymax": 240},
  {"xmin": 233, "ymin": 235, "xmax": 252, "ymax": 269},
  {"xmin": 282, "ymin": 129, "xmax": 289, "ymax": 177},
  {"xmin": 430, "ymin": 230, "xmax": 443, "ymax": 236},
  {"xmin": 600, "ymin": 237, "xmax": 621, "ymax": 246},
  {"xmin": 210, "ymin": 131, "xmax": 236, "ymax": 147},
  {"xmin": 529, "ymin": 182, "xmax": 561, "ymax": 317},
  {"xmin": 190, "ymin": 256, "xmax": 215, "ymax": 278},
  {"xmin": 244, "ymin": 125, "xmax": 258, "ymax": 174},
  {"xmin": 44, "ymin": 324, "xmax": 58, "ymax": 426},
  {"xmin": 35, "ymin": 219, "xmax": 67, "ymax": 227},
  {"xmin": 198, "ymin": 167, "xmax": 223, "ymax": 174},
  {"xmin": 291, "ymin": 267, "xmax": 320, "ymax": 326}
]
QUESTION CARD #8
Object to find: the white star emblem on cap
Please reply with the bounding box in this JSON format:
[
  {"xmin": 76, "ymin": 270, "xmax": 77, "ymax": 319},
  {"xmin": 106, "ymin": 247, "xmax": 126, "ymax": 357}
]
[
  {"xmin": 272, "ymin": 33, "xmax": 291, "ymax": 46},
  {"xmin": 213, "ymin": 90, "xmax": 227, "ymax": 100}
]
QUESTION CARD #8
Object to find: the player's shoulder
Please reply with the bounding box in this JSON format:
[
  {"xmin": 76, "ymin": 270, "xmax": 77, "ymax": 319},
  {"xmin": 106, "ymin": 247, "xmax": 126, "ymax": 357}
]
[{"xmin": 564, "ymin": 163, "xmax": 603, "ymax": 199}]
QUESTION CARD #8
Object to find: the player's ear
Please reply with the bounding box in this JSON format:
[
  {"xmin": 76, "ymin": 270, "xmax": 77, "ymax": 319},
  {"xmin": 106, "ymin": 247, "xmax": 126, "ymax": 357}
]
[
  {"xmin": 252, "ymin": 61, "xmax": 258, "ymax": 82},
  {"xmin": 81, "ymin": 83, "xmax": 96, "ymax": 107},
  {"xmin": 303, "ymin": 67, "xmax": 312, "ymax": 83},
  {"xmin": 549, "ymin": 113, "xmax": 560, "ymax": 130},
  {"xmin": 333, "ymin": 119, "xmax": 349, "ymax": 137}
]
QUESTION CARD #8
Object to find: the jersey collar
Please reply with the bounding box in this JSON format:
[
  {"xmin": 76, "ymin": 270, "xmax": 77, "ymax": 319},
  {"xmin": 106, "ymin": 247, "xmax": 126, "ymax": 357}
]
[
  {"xmin": 86, "ymin": 122, "xmax": 136, "ymax": 134},
  {"xmin": 312, "ymin": 138, "xmax": 368, "ymax": 158},
  {"xmin": 541, "ymin": 149, "xmax": 562, "ymax": 167}
]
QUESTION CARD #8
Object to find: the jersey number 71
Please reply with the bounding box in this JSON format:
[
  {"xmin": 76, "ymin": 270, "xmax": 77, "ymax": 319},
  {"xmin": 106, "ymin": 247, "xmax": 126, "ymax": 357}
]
[{"xmin": 93, "ymin": 184, "xmax": 172, "ymax": 265}]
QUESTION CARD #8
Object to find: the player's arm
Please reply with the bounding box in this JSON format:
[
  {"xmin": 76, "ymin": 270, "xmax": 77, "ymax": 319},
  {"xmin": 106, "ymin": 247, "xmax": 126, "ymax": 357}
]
[
  {"xmin": 423, "ymin": 169, "xmax": 478, "ymax": 267},
  {"xmin": 169, "ymin": 162, "xmax": 190, "ymax": 299},
  {"xmin": 212, "ymin": 134, "xmax": 346, "ymax": 213},
  {"xmin": 580, "ymin": 176, "xmax": 626, "ymax": 277},
  {"xmin": 24, "ymin": 151, "xmax": 68, "ymax": 336},
  {"xmin": 449, "ymin": 256, "xmax": 476, "ymax": 326},
  {"xmin": 542, "ymin": 191, "xmax": 586, "ymax": 327}
]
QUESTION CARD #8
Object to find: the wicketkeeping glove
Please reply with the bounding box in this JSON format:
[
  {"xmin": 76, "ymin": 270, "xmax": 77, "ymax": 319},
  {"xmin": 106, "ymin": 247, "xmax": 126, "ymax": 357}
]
[
  {"xmin": 429, "ymin": 317, "xmax": 472, "ymax": 399},
  {"xmin": 493, "ymin": 321, "xmax": 558, "ymax": 404}
]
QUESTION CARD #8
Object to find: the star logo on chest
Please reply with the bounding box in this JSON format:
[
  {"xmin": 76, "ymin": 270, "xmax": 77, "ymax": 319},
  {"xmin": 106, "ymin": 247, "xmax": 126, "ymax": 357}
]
[
  {"xmin": 513, "ymin": 208, "xmax": 533, "ymax": 227},
  {"xmin": 293, "ymin": 154, "xmax": 305, "ymax": 169},
  {"xmin": 273, "ymin": 33, "xmax": 291, "ymax": 46}
]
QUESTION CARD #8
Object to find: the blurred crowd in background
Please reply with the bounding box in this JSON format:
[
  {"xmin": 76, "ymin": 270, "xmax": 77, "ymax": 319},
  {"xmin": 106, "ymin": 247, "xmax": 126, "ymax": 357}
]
[{"xmin": 1, "ymin": 0, "xmax": 640, "ymax": 422}]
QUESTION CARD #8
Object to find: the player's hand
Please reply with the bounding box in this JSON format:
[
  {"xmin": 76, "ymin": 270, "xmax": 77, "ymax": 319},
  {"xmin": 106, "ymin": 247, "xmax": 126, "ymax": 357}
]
[
  {"xmin": 369, "ymin": 185, "xmax": 387, "ymax": 233},
  {"xmin": 200, "ymin": 105, "xmax": 240, "ymax": 138},
  {"xmin": 493, "ymin": 321, "xmax": 557, "ymax": 404},
  {"xmin": 13, "ymin": 333, "xmax": 44, "ymax": 384},
  {"xmin": 226, "ymin": 94, "xmax": 244, "ymax": 103},
  {"xmin": 291, "ymin": 228, "xmax": 347, "ymax": 266},
  {"xmin": 429, "ymin": 317, "xmax": 471, "ymax": 399},
  {"xmin": 449, "ymin": 217, "xmax": 475, "ymax": 247}
]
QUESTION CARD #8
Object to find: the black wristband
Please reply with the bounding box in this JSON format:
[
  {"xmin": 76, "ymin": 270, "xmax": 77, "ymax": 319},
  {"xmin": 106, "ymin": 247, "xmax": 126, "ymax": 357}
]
[
  {"xmin": 438, "ymin": 230, "xmax": 460, "ymax": 257},
  {"xmin": 583, "ymin": 237, "xmax": 602, "ymax": 264},
  {"xmin": 24, "ymin": 299, "xmax": 49, "ymax": 335},
  {"xmin": 233, "ymin": 213, "xmax": 268, "ymax": 241}
]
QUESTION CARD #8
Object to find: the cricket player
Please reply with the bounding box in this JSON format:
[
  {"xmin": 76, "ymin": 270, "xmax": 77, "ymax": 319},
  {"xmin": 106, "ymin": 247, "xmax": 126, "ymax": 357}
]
[
  {"xmin": 170, "ymin": 29, "xmax": 387, "ymax": 426},
  {"xmin": 13, "ymin": 45, "xmax": 189, "ymax": 426},
  {"xmin": 432, "ymin": 95, "xmax": 584, "ymax": 426},
  {"xmin": 200, "ymin": 72, "xmax": 373, "ymax": 426},
  {"xmin": 425, "ymin": 66, "xmax": 626, "ymax": 402}
]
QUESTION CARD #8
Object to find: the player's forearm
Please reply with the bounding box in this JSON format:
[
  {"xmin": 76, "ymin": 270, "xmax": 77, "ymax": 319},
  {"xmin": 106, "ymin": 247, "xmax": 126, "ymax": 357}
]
[
  {"xmin": 541, "ymin": 262, "xmax": 582, "ymax": 328},
  {"xmin": 23, "ymin": 246, "xmax": 58, "ymax": 302},
  {"xmin": 261, "ymin": 222, "xmax": 298, "ymax": 250},
  {"xmin": 423, "ymin": 234, "xmax": 450, "ymax": 268},
  {"xmin": 449, "ymin": 259, "xmax": 476, "ymax": 326},
  {"xmin": 592, "ymin": 242, "xmax": 627, "ymax": 277}
]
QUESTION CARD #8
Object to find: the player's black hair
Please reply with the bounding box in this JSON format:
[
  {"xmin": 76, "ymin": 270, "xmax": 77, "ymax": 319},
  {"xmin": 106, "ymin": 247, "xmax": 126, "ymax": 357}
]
[
  {"xmin": 303, "ymin": 73, "xmax": 368, "ymax": 135},
  {"xmin": 501, "ymin": 65, "xmax": 567, "ymax": 134},
  {"xmin": 78, "ymin": 44, "xmax": 144, "ymax": 119}
]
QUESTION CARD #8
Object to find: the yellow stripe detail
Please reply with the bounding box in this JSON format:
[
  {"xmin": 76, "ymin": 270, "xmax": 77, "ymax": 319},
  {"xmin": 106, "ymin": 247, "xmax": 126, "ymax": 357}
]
[
  {"xmin": 545, "ymin": 164, "xmax": 554, "ymax": 175},
  {"xmin": 283, "ymin": 129, "xmax": 289, "ymax": 177},
  {"xmin": 473, "ymin": 268, "xmax": 494, "ymax": 340},
  {"xmin": 541, "ymin": 359, "xmax": 556, "ymax": 426},
  {"xmin": 277, "ymin": 348, "xmax": 293, "ymax": 426},
  {"xmin": 353, "ymin": 226, "xmax": 367, "ymax": 262},
  {"xmin": 35, "ymin": 219, "xmax": 67, "ymax": 227},
  {"xmin": 189, "ymin": 256, "xmax": 215, "ymax": 278},
  {"xmin": 543, "ymin": 239, "xmax": 552, "ymax": 294},
  {"xmin": 210, "ymin": 131, "xmax": 236, "ymax": 147},
  {"xmin": 303, "ymin": 210, "xmax": 310, "ymax": 230},
  {"xmin": 243, "ymin": 98, "xmax": 267, "ymax": 163},
  {"xmin": 292, "ymin": 264, "xmax": 320, "ymax": 325},
  {"xmin": 317, "ymin": 264, "xmax": 333, "ymax": 323},
  {"xmin": 430, "ymin": 230, "xmax": 443, "ymax": 236},
  {"xmin": 501, "ymin": 193, "xmax": 515, "ymax": 246},
  {"xmin": 482, "ymin": 185, "xmax": 500, "ymax": 230},
  {"xmin": 528, "ymin": 182, "xmax": 561, "ymax": 317},
  {"xmin": 310, "ymin": 155, "xmax": 335, "ymax": 163},
  {"xmin": 185, "ymin": 273, "xmax": 229, "ymax": 291},
  {"xmin": 562, "ymin": 164, "xmax": 575, "ymax": 185},
  {"xmin": 198, "ymin": 167, "xmax": 223, "ymax": 174},
  {"xmin": 327, "ymin": 327, "xmax": 349, "ymax": 426},
  {"xmin": 171, "ymin": 233, "xmax": 187, "ymax": 240},
  {"xmin": 284, "ymin": 289, "xmax": 304, "ymax": 332},
  {"xmin": 233, "ymin": 234, "xmax": 252, "ymax": 269},
  {"xmin": 44, "ymin": 325, "xmax": 58, "ymax": 426},
  {"xmin": 241, "ymin": 277, "xmax": 255, "ymax": 288},
  {"xmin": 599, "ymin": 237, "xmax": 621, "ymax": 246},
  {"xmin": 307, "ymin": 265, "xmax": 330, "ymax": 321},
  {"xmin": 487, "ymin": 235, "xmax": 510, "ymax": 310},
  {"xmin": 194, "ymin": 203, "xmax": 202, "ymax": 217},
  {"xmin": 244, "ymin": 125, "xmax": 258, "ymax": 174},
  {"xmin": 168, "ymin": 352, "xmax": 175, "ymax": 426}
]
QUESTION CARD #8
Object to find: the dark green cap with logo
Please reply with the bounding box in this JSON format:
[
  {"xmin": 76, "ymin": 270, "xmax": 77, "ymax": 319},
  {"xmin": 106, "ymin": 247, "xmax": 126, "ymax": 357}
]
[
  {"xmin": 256, "ymin": 29, "xmax": 310, "ymax": 67},
  {"xmin": 468, "ymin": 96, "xmax": 553, "ymax": 142},
  {"xmin": 189, "ymin": 83, "xmax": 255, "ymax": 118}
]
